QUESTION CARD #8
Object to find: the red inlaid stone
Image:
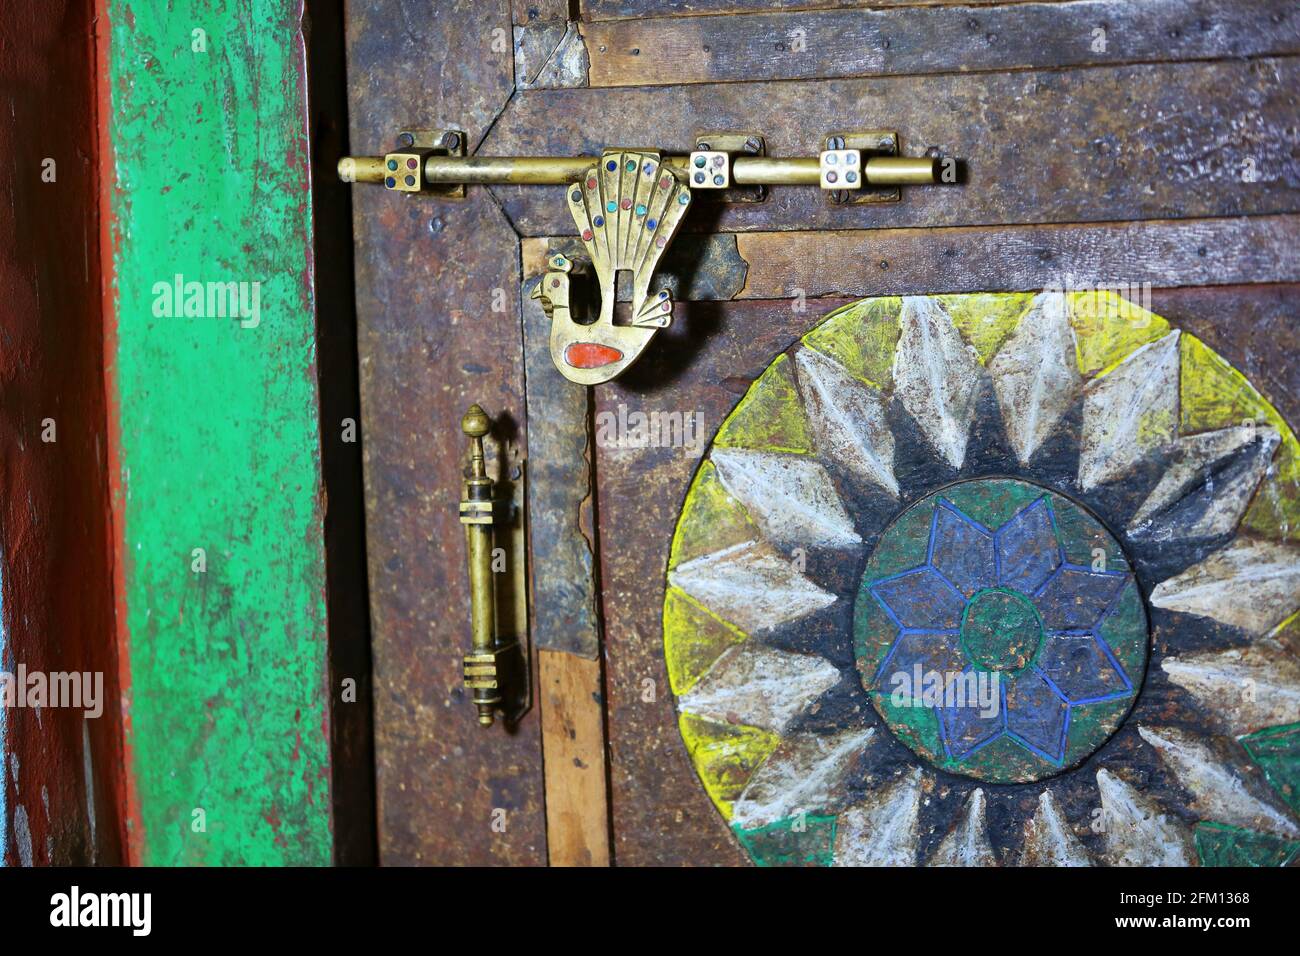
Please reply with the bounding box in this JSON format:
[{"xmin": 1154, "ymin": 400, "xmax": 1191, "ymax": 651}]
[{"xmin": 564, "ymin": 342, "xmax": 624, "ymax": 369}]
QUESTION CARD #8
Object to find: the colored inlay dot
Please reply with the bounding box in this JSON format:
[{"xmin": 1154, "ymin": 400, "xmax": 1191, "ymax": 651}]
[
  {"xmin": 854, "ymin": 477, "xmax": 1148, "ymax": 784},
  {"xmin": 386, "ymin": 159, "xmax": 398, "ymax": 171},
  {"xmin": 635, "ymin": 203, "xmax": 647, "ymax": 216},
  {"xmin": 606, "ymin": 160, "xmax": 617, "ymax": 171},
  {"xmin": 626, "ymin": 160, "xmax": 637, "ymax": 172},
  {"xmin": 693, "ymin": 172, "xmax": 706, "ymax": 184},
  {"xmin": 678, "ymin": 193, "xmax": 689, "ymax": 204},
  {"xmin": 646, "ymin": 218, "xmax": 657, "ymax": 229},
  {"xmin": 586, "ymin": 177, "xmax": 597, "ymax": 189},
  {"xmin": 960, "ymin": 590, "xmax": 1043, "ymax": 673},
  {"xmin": 606, "ymin": 201, "xmax": 617, "ymax": 213},
  {"xmin": 694, "ymin": 156, "xmax": 707, "ymax": 168},
  {"xmin": 581, "ymin": 229, "xmax": 593, "ymax": 241},
  {"xmin": 571, "ymin": 190, "xmax": 581, "ymax": 202},
  {"xmin": 713, "ymin": 174, "xmax": 725, "ymax": 186},
  {"xmin": 659, "ymin": 176, "xmax": 671, "ymax": 189},
  {"xmin": 406, "ymin": 158, "xmax": 418, "ymax": 169},
  {"xmin": 593, "ymin": 215, "xmax": 604, "ymax": 227},
  {"xmin": 643, "ymin": 162, "xmax": 654, "ymax": 175},
  {"xmin": 404, "ymin": 175, "xmax": 416, "ymax": 187},
  {"xmin": 620, "ymin": 198, "xmax": 632, "ymax": 209},
  {"xmin": 385, "ymin": 177, "xmax": 396, "ymax": 188}
]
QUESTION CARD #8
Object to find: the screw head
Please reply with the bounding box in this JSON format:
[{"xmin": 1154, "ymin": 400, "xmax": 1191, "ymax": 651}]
[{"xmin": 440, "ymin": 130, "xmax": 460, "ymax": 150}]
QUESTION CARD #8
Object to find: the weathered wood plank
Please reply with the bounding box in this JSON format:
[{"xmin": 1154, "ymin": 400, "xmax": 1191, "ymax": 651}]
[
  {"xmin": 348, "ymin": 0, "xmax": 549, "ymax": 866},
  {"xmin": 486, "ymin": 58, "xmax": 1300, "ymax": 235},
  {"xmin": 528, "ymin": 214, "xmax": 1299, "ymax": 306},
  {"xmin": 539, "ymin": 651, "xmax": 612, "ymax": 865},
  {"xmin": 736, "ymin": 214, "xmax": 1300, "ymax": 298},
  {"xmin": 522, "ymin": 280, "xmax": 602, "ymax": 659},
  {"xmin": 0, "ymin": 0, "xmax": 122, "ymax": 865},
  {"xmin": 582, "ymin": 0, "xmax": 1071, "ymax": 20},
  {"xmin": 585, "ymin": 0, "xmax": 1299, "ymax": 88}
]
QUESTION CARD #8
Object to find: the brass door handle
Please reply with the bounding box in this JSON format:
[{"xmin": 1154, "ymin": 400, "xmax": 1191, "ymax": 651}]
[{"xmin": 458, "ymin": 404, "xmax": 522, "ymax": 727}]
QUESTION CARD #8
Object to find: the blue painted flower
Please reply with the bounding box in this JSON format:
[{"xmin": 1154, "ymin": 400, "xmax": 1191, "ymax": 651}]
[{"xmin": 870, "ymin": 495, "xmax": 1134, "ymax": 766}]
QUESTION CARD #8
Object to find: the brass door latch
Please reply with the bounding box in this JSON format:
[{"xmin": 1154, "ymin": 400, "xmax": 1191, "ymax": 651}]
[
  {"xmin": 458, "ymin": 404, "xmax": 526, "ymax": 728},
  {"xmin": 339, "ymin": 128, "xmax": 952, "ymax": 385}
]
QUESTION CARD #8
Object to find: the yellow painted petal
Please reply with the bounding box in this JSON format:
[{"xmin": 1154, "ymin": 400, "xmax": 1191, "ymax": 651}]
[
  {"xmin": 1181, "ymin": 334, "xmax": 1300, "ymax": 541},
  {"xmin": 678, "ymin": 712, "xmax": 780, "ymax": 820},
  {"xmin": 714, "ymin": 354, "xmax": 812, "ymax": 454},
  {"xmin": 938, "ymin": 292, "xmax": 1036, "ymax": 365},
  {"xmin": 801, "ymin": 296, "xmax": 902, "ymax": 390},
  {"xmin": 668, "ymin": 461, "xmax": 760, "ymax": 571},
  {"xmin": 1068, "ymin": 288, "xmax": 1169, "ymax": 378},
  {"xmin": 663, "ymin": 586, "xmax": 748, "ymax": 695}
]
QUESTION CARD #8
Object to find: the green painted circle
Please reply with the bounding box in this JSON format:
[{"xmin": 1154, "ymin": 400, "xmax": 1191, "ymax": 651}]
[
  {"xmin": 854, "ymin": 477, "xmax": 1149, "ymax": 784},
  {"xmin": 960, "ymin": 588, "xmax": 1044, "ymax": 674}
]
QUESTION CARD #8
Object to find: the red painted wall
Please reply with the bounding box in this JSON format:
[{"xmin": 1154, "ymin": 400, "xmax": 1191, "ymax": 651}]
[{"xmin": 0, "ymin": 0, "xmax": 125, "ymax": 864}]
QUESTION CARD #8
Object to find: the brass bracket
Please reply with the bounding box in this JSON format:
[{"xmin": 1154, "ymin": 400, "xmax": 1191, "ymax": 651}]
[
  {"xmin": 383, "ymin": 127, "xmax": 467, "ymax": 198},
  {"xmin": 691, "ymin": 131, "xmax": 766, "ymax": 203},
  {"xmin": 824, "ymin": 130, "xmax": 902, "ymax": 205}
]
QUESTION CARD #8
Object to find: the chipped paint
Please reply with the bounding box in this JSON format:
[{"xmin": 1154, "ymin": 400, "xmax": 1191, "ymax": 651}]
[
  {"xmin": 1162, "ymin": 640, "xmax": 1300, "ymax": 734},
  {"xmin": 711, "ymin": 449, "xmax": 860, "ymax": 549},
  {"xmin": 668, "ymin": 541, "xmax": 836, "ymax": 635},
  {"xmin": 1096, "ymin": 768, "xmax": 1195, "ymax": 866},
  {"xmin": 1020, "ymin": 790, "xmax": 1091, "ymax": 866},
  {"xmin": 1078, "ymin": 331, "xmax": 1181, "ymax": 490},
  {"xmin": 1150, "ymin": 538, "xmax": 1300, "ymax": 635},
  {"xmin": 833, "ymin": 767, "xmax": 923, "ymax": 867},
  {"xmin": 793, "ymin": 347, "xmax": 897, "ymax": 497},
  {"xmin": 106, "ymin": 0, "xmax": 332, "ymax": 864},
  {"xmin": 679, "ymin": 643, "xmax": 841, "ymax": 734},
  {"xmin": 987, "ymin": 292, "xmax": 1082, "ymax": 466},
  {"xmin": 892, "ymin": 296, "xmax": 982, "ymax": 470},
  {"xmin": 927, "ymin": 788, "xmax": 997, "ymax": 866},
  {"xmin": 1138, "ymin": 725, "xmax": 1298, "ymax": 838},
  {"xmin": 732, "ymin": 728, "xmax": 874, "ymax": 829},
  {"xmin": 1128, "ymin": 426, "xmax": 1279, "ymax": 540}
]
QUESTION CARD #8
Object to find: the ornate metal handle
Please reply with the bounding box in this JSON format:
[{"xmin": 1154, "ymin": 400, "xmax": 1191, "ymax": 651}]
[
  {"xmin": 458, "ymin": 404, "xmax": 517, "ymax": 727},
  {"xmin": 340, "ymin": 127, "xmax": 952, "ymax": 384}
]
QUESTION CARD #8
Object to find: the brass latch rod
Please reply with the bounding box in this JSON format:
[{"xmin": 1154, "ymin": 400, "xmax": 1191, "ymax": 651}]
[
  {"xmin": 340, "ymin": 153, "xmax": 939, "ymax": 188},
  {"xmin": 340, "ymin": 128, "xmax": 953, "ymax": 383}
]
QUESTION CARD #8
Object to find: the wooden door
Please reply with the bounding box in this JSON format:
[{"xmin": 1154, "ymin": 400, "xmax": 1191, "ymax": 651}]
[{"xmin": 344, "ymin": 0, "xmax": 1300, "ymax": 865}]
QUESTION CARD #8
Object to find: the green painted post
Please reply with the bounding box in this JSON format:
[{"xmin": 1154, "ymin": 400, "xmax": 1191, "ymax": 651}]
[{"xmin": 104, "ymin": 0, "xmax": 333, "ymax": 865}]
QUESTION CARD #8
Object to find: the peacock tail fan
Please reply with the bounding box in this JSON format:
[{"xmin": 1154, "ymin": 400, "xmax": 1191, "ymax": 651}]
[{"xmin": 567, "ymin": 149, "xmax": 693, "ymax": 330}]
